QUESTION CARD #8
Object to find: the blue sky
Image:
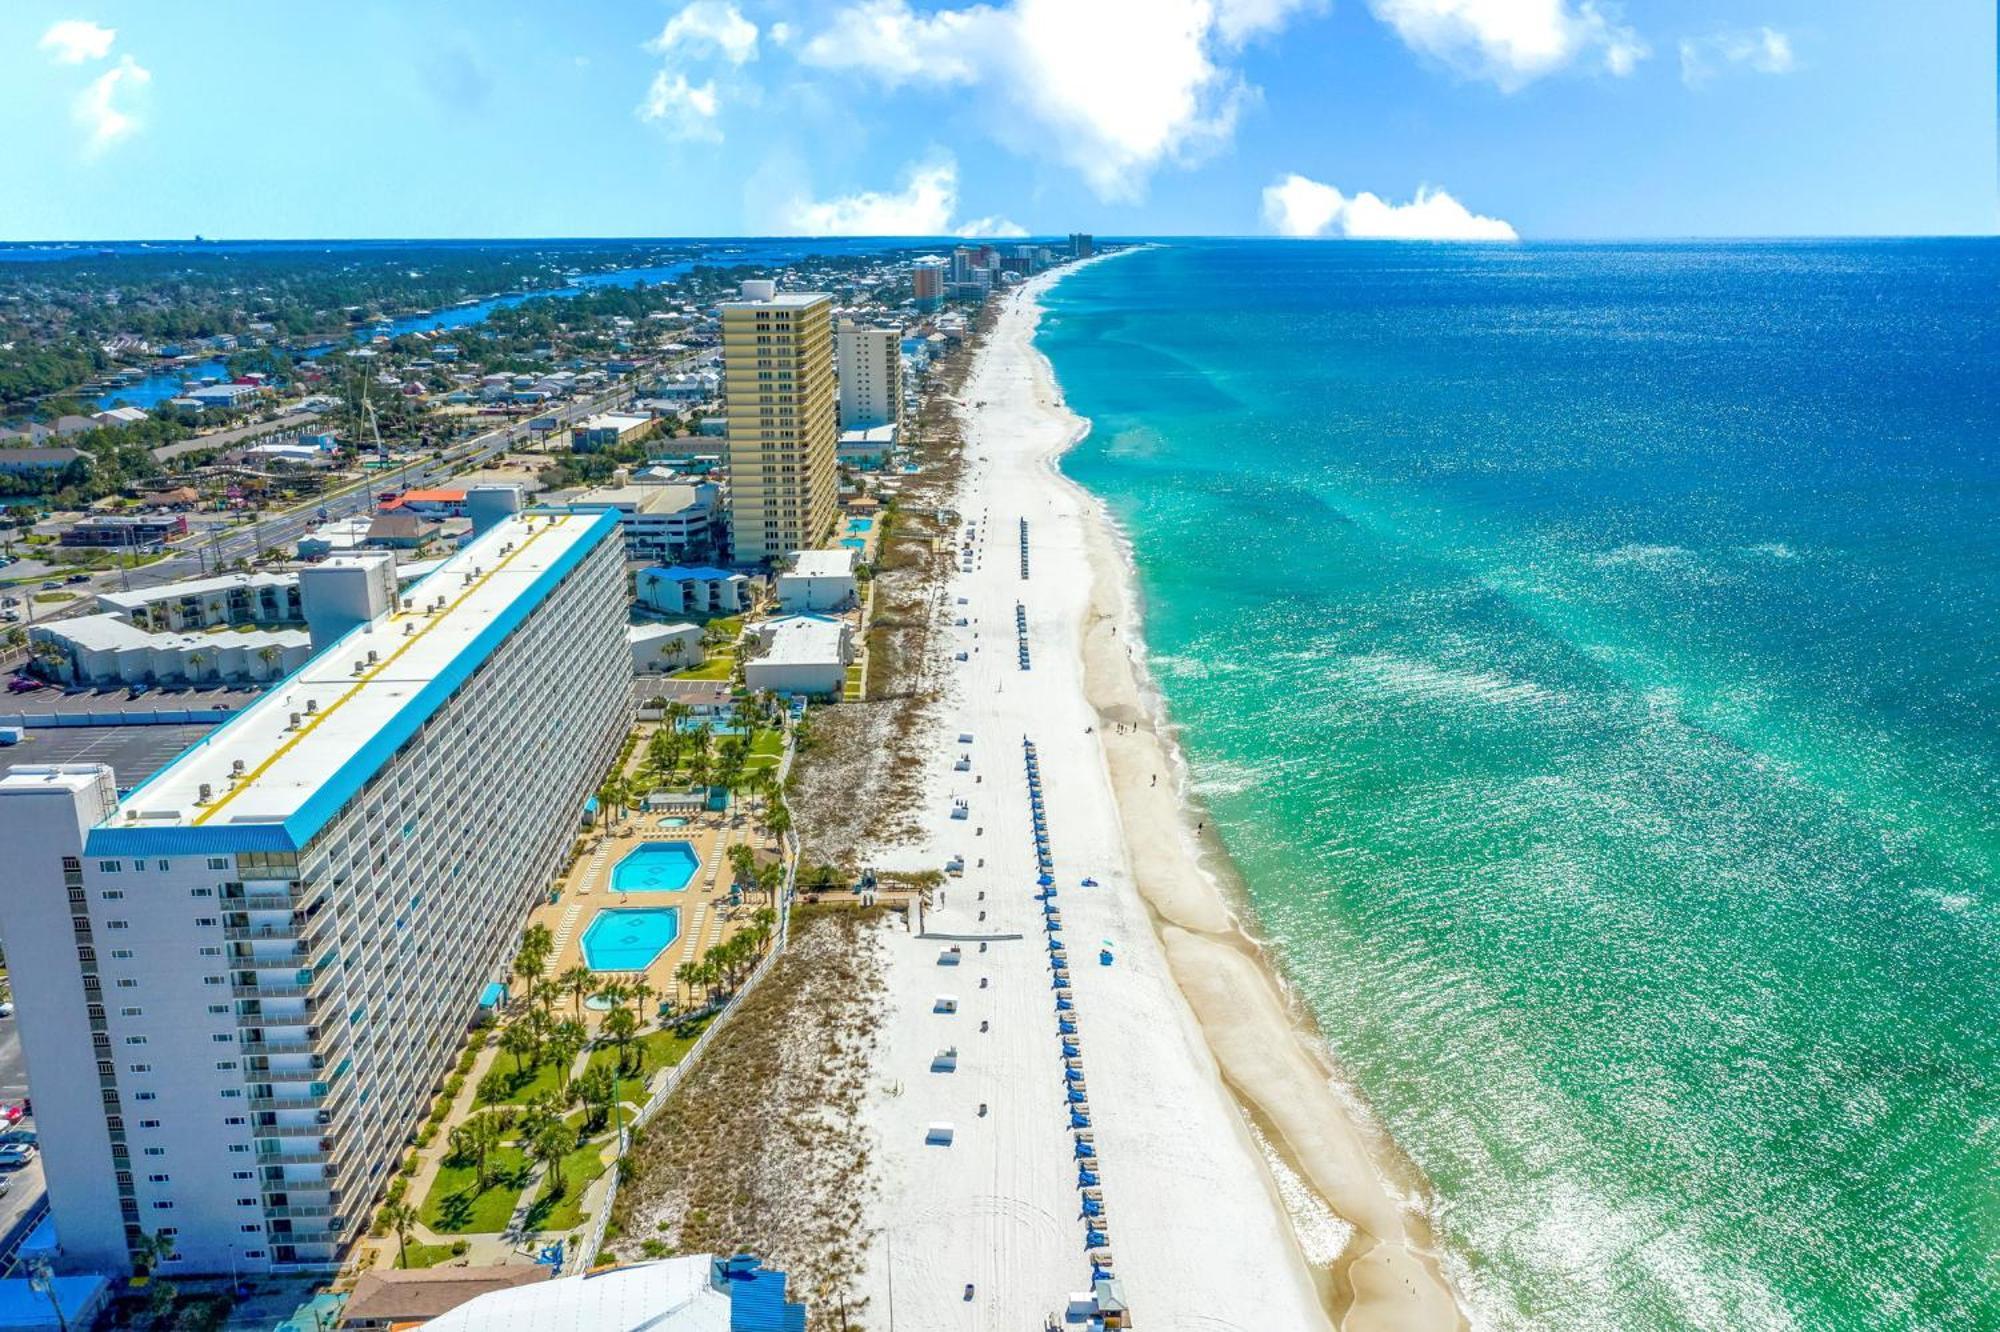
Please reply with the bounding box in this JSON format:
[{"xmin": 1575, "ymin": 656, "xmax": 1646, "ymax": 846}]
[{"xmin": 1, "ymin": 1, "xmax": 1992, "ymax": 240}]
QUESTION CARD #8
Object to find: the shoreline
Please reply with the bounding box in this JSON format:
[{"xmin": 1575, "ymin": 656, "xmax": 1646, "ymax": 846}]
[{"xmin": 1025, "ymin": 256, "xmax": 1468, "ymax": 1331}]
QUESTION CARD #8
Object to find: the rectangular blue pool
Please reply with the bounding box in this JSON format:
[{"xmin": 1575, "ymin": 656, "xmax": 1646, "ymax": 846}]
[{"xmin": 582, "ymin": 908, "xmax": 680, "ymax": 971}]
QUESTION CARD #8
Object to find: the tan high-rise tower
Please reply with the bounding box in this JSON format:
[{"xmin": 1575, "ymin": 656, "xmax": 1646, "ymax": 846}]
[{"xmin": 721, "ymin": 280, "xmax": 837, "ymax": 565}]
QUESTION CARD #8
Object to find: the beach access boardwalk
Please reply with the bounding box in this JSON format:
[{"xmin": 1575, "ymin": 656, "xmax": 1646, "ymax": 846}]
[{"xmin": 853, "ymin": 267, "xmax": 1328, "ymax": 1329}]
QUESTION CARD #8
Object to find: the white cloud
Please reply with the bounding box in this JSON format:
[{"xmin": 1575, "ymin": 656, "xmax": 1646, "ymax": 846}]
[
  {"xmin": 784, "ymin": 157, "xmax": 1024, "ymax": 237},
  {"xmin": 638, "ymin": 71, "xmax": 723, "ymax": 140},
  {"xmin": 75, "ymin": 54, "xmax": 150, "ymax": 156},
  {"xmin": 957, "ymin": 215, "xmax": 1029, "ymax": 239},
  {"xmin": 1369, "ymin": 0, "xmax": 1647, "ymax": 91},
  {"xmin": 1262, "ymin": 174, "xmax": 1518, "ymax": 240},
  {"xmin": 40, "ymin": 19, "xmax": 116, "ymax": 64},
  {"xmin": 1679, "ymin": 27, "xmax": 1795, "ymax": 88},
  {"xmin": 798, "ymin": 0, "xmax": 1313, "ymax": 201},
  {"xmin": 645, "ymin": 1, "xmax": 760, "ymax": 66}
]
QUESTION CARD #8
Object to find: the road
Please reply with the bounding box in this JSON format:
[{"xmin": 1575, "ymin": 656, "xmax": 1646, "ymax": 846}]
[{"xmin": 19, "ymin": 377, "xmax": 647, "ymax": 628}]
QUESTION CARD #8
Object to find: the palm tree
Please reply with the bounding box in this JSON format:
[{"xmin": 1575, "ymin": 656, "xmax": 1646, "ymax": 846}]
[
  {"xmin": 755, "ymin": 862, "xmax": 783, "ymax": 908},
  {"xmin": 602, "ymin": 1004, "xmax": 639, "ymax": 1075},
  {"xmin": 673, "ymin": 960, "xmax": 702, "ymax": 1009},
  {"xmin": 255, "ymin": 643, "xmax": 282, "ymax": 678},
  {"xmin": 548, "ymin": 1020, "xmax": 587, "ymax": 1093},
  {"xmin": 185, "ymin": 649, "xmax": 211, "ymax": 683},
  {"xmin": 576, "ymin": 1062, "xmax": 617, "ymax": 1133},
  {"xmin": 449, "ymin": 1113, "xmax": 506, "ymax": 1192},
  {"xmin": 727, "ymin": 844, "xmax": 758, "ymax": 892},
  {"xmin": 498, "ymin": 1022, "xmax": 538, "ymax": 1080},
  {"xmin": 627, "ymin": 978, "xmax": 657, "ymax": 1026},
  {"xmin": 534, "ymin": 1121, "xmax": 574, "ymax": 1196},
  {"xmin": 381, "ymin": 1200, "xmax": 418, "ymax": 1269},
  {"xmin": 559, "ymin": 964, "xmax": 594, "ymax": 1020}
]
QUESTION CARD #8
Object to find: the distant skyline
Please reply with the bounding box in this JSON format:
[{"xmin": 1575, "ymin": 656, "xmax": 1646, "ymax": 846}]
[{"xmin": 1, "ymin": 1, "xmax": 1993, "ymax": 241}]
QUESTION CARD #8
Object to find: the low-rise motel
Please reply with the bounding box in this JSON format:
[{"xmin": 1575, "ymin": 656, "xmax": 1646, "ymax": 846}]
[{"xmin": 0, "ymin": 506, "xmax": 628, "ymax": 1278}]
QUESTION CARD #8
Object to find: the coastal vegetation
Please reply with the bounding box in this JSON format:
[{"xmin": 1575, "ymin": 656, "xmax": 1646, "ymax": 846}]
[{"xmin": 611, "ymin": 905, "xmax": 884, "ymax": 1332}]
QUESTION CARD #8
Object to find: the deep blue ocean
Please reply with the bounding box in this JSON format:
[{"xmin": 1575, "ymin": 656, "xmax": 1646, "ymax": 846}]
[{"xmin": 1041, "ymin": 241, "xmax": 1998, "ymax": 1331}]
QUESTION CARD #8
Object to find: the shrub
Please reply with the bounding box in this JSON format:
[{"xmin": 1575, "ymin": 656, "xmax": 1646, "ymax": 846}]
[{"xmin": 451, "ymin": 1239, "xmax": 469, "ymax": 1257}]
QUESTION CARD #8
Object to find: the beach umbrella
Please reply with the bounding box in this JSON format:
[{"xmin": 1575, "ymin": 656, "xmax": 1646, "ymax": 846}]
[{"xmin": 1038, "ymin": 873, "xmax": 1054, "ymax": 885}]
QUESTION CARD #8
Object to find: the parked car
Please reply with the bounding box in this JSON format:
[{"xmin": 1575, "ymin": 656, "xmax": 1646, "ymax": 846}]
[
  {"xmin": 8, "ymin": 678, "xmax": 42, "ymax": 694},
  {"xmin": 0, "ymin": 612, "xmax": 17, "ymax": 625},
  {"xmin": 38, "ymin": 580, "xmax": 60, "ymax": 590},
  {"xmin": 64, "ymin": 572, "xmax": 91, "ymax": 584},
  {"xmin": 128, "ymin": 682, "xmax": 151, "ymax": 699},
  {"xmin": 0, "ymin": 1145, "xmax": 38, "ymax": 1169},
  {"xmin": 0, "ymin": 1130, "xmax": 40, "ymax": 1147}
]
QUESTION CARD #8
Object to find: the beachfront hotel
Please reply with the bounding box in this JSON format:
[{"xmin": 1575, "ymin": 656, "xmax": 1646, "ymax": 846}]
[
  {"xmin": 0, "ymin": 508, "xmax": 629, "ymax": 1278},
  {"xmin": 720, "ymin": 280, "xmax": 837, "ymax": 565}
]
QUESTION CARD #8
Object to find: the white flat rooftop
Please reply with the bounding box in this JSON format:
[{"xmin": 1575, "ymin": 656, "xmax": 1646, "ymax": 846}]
[
  {"xmin": 93, "ymin": 509, "xmax": 614, "ymax": 844},
  {"xmin": 785, "ymin": 549, "xmax": 858, "ymax": 579}
]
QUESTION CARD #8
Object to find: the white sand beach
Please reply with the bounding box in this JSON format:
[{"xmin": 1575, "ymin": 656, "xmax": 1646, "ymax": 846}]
[{"xmin": 856, "ymin": 260, "xmax": 1467, "ymax": 1331}]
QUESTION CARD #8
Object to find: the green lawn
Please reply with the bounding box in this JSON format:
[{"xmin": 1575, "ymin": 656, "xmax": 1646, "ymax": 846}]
[
  {"xmin": 748, "ymin": 728, "xmax": 784, "ymax": 758},
  {"xmin": 484, "ymin": 1054, "xmax": 578, "ymax": 1107},
  {"xmin": 674, "ymin": 651, "xmax": 735, "ymax": 681},
  {"xmin": 522, "ymin": 1138, "xmax": 611, "ymax": 1234},
  {"xmin": 582, "ymin": 1016, "xmax": 714, "ymax": 1088},
  {"xmin": 395, "ymin": 1240, "xmax": 458, "ymax": 1269},
  {"xmin": 419, "ymin": 1145, "xmax": 532, "ymax": 1235}
]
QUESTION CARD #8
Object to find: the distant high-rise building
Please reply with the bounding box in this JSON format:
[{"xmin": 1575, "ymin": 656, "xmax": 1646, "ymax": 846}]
[
  {"xmin": 0, "ymin": 510, "xmax": 628, "ymax": 1278},
  {"xmin": 1069, "ymin": 233, "xmax": 1094, "ymax": 259},
  {"xmin": 721, "ymin": 281, "xmax": 837, "ymax": 565},
  {"xmin": 836, "ymin": 320, "xmax": 904, "ymax": 433},
  {"xmin": 911, "ymin": 258, "xmax": 946, "ymax": 312},
  {"xmin": 950, "ymin": 247, "xmax": 977, "ymax": 284}
]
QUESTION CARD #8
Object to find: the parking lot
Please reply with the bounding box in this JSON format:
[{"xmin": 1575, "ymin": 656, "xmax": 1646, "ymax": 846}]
[
  {"xmin": 3, "ymin": 682, "xmax": 261, "ymax": 720},
  {"xmin": 2, "ymin": 724, "xmax": 217, "ymax": 787},
  {"xmin": 0, "ymin": 1018, "xmax": 44, "ymax": 1272}
]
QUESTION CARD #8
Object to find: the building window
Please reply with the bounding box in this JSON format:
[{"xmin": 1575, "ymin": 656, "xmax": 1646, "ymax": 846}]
[
  {"xmin": 239, "ymin": 1223, "xmax": 261, "ymax": 1233},
  {"xmin": 199, "ymin": 947, "xmax": 221, "ymax": 957},
  {"xmin": 143, "ymin": 1147, "xmax": 165, "ymax": 1157},
  {"xmin": 243, "ymin": 1250, "xmax": 265, "ymax": 1260},
  {"xmin": 134, "ymin": 1092, "xmax": 156, "ymax": 1102},
  {"xmin": 106, "ymin": 920, "xmax": 130, "ymax": 930},
  {"xmin": 124, "ymin": 1036, "xmax": 147, "ymax": 1046},
  {"xmin": 231, "ymin": 1171, "xmax": 252, "ymax": 1180},
  {"xmin": 117, "ymin": 979, "xmax": 138, "ymax": 988},
  {"xmin": 112, "ymin": 949, "xmax": 133, "ymax": 959},
  {"xmin": 140, "ymin": 1120, "xmax": 160, "ymax": 1129},
  {"xmin": 194, "ymin": 917, "xmax": 217, "ymax": 928},
  {"xmin": 207, "ymin": 858, "xmax": 229, "ymax": 870},
  {"xmin": 120, "ymin": 1007, "xmax": 142, "ymax": 1017},
  {"xmin": 156, "ymin": 860, "xmax": 171, "ymax": 872},
  {"xmin": 225, "ymin": 1117, "xmax": 246, "ymax": 1126},
  {"xmin": 208, "ymin": 1004, "xmax": 228, "ymax": 1015},
  {"xmin": 101, "ymin": 890, "xmax": 124, "ymax": 901},
  {"xmin": 228, "ymin": 1144, "xmax": 249, "ymax": 1153},
  {"xmin": 211, "ymin": 1034, "xmax": 232, "ymax": 1044},
  {"xmin": 148, "ymin": 1174, "xmax": 170, "ymax": 1184},
  {"xmin": 221, "ymin": 1089, "xmax": 241, "ymax": 1099},
  {"xmin": 151, "ymin": 1201, "xmax": 174, "ymax": 1210},
  {"xmin": 128, "ymin": 1064, "xmax": 151, "ymax": 1074},
  {"xmin": 98, "ymin": 861, "xmax": 121, "ymax": 873},
  {"xmin": 237, "ymin": 1198, "xmax": 256, "ymax": 1207},
  {"xmin": 189, "ymin": 887, "xmax": 213, "ymax": 898}
]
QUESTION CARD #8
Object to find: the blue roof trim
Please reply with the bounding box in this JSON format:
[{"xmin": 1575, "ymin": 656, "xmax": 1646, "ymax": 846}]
[
  {"xmin": 643, "ymin": 565, "xmax": 740, "ymax": 581},
  {"xmin": 86, "ymin": 509, "xmax": 618, "ymax": 858}
]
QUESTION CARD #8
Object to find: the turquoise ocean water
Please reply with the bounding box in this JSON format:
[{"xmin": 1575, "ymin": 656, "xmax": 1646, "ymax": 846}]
[{"xmin": 1041, "ymin": 241, "xmax": 1997, "ymax": 1331}]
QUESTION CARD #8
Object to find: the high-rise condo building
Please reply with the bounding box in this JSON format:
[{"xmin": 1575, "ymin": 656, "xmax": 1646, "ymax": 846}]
[
  {"xmin": 835, "ymin": 320, "xmax": 904, "ymax": 433},
  {"xmin": 720, "ymin": 281, "xmax": 837, "ymax": 565},
  {"xmin": 0, "ymin": 508, "xmax": 627, "ymax": 1278},
  {"xmin": 1069, "ymin": 233, "xmax": 1094, "ymax": 259},
  {"xmin": 911, "ymin": 258, "xmax": 946, "ymax": 312}
]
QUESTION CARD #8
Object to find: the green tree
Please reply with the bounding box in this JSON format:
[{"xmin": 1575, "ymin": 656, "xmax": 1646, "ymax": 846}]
[
  {"xmin": 559, "ymin": 964, "xmax": 595, "ymax": 1020},
  {"xmin": 447, "ymin": 1113, "xmax": 506, "ymax": 1192},
  {"xmin": 381, "ymin": 1200, "xmax": 418, "ymax": 1270},
  {"xmin": 532, "ymin": 1121, "xmax": 575, "ymax": 1197},
  {"xmin": 498, "ymin": 1022, "xmax": 538, "ymax": 1080},
  {"xmin": 548, "ymin": 1020, "xmax": 587, "ymax": 1092},
  {"xmin": 602, "ymin": 1004, "xmax": 639, "ymax": 1075},
  {"xmin": 575, "ymin": 1062, "xmax": 617, "ymax": 1133}
]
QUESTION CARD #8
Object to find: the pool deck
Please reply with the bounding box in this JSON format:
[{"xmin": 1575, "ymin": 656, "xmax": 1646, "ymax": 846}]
[{"xmin": 529, "ymin": 801, "xmax": 774, "ymax": 1012}]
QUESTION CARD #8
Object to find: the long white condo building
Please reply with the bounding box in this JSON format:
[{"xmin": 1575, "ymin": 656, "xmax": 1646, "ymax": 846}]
[{"xmin": 0, "ymin": 507, "xmax": 628, "ymax": 1277}]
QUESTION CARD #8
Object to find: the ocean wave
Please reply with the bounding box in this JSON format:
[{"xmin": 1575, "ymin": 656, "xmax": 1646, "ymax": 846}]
[{"xmin": 1335, "ymin": 651, "xmax": 1560, "ymax": 711}]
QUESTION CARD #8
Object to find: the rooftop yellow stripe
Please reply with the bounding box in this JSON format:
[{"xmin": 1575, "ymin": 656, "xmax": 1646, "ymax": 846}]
[{"xmin": 190, "ymin": 522, "xmax": 557, "ymax": 827}]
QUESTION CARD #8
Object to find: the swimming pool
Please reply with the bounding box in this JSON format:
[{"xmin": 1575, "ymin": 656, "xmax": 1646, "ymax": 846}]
[
  {"xmin": 840, "ymin": 538, "xmax": 866, "ymax": 550},
  {"xmin": 846, "ymin": 518, "xmax": 874, "ymax": 533},
  {"xmin": 611, "ymin": 841, "xmax": 700, "ymax": 893},
  {"xmin": 581, "ymin": 908, "xmax": 680, "ymax": 971}
]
